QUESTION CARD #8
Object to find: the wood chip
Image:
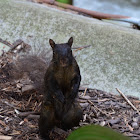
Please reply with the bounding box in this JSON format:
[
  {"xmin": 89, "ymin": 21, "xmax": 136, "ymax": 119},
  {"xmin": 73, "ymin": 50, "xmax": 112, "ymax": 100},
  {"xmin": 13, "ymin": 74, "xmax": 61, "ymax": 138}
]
[{"xmin": 0, "ymin": 135, "xmax": 12, "ymax": 140}]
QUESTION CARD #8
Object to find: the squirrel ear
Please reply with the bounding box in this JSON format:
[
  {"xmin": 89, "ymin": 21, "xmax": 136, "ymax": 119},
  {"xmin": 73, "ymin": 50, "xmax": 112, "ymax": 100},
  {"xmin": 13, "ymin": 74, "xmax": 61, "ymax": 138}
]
[
  {"xmin": 49, "ymin": 39, "xmax": 55, "ymax": 49},
  {"xmin": 67, "ymin": 37, "xmax": 73, "ymax": 47}
]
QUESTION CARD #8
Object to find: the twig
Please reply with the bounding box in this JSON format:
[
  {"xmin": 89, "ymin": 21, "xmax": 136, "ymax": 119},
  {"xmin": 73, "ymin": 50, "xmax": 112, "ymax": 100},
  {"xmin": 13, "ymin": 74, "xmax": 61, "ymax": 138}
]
[
  {"xmin": 0, "ymin": 38, "xmax": 13, "ymax": 48},
  {"xmin": 0, "ymin": 135, "xmax": 12, "ymax": 140},
  {"xmin": 83, "ymin": 88, "xmax": 87, "ymax": 96},
  {"xmin": 97, "ymin": 98, "xmax": 110, "ymax": 102},
  {"xmin": 73, "ymin": 45, "xmax": 91, "ymax": 49},
  {"xmin": 1, "ymin": 100, "xmax": 19, "ymax": 109},
  {"xmin": 73, "ymin": 45, "xmax": 91, "ymax": 52},
  {"xmin": 88, "ymin": 100, "xmax": 111, "ymax": 118},
  {"xmin": 10, "ymin": 39, "xmax": 23, "ymax": 51},
  {"xmin": 116, "ymin": 88, "xmax": 140, "ymax": 115},
  {"xmin": 16, "ymin": 111, "xmax": 39, "ymax": 117},
  {"xmin": 26, "ymin": 94, "xmax": 33, "ymax": 107},
  {"xmin": 27, "ymin": 114, "xmax": 40, "ymax": 119},
  {"xmin": 124, "ymin": 118, "xmax": 133, "ymax": 132}
]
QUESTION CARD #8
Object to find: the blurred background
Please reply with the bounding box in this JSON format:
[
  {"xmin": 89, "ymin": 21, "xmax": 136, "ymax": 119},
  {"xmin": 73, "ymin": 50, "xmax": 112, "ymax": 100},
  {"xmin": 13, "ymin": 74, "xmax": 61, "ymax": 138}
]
[{"xmin": 74, "ymin": 0, "xmax": 140, "ymax": 18}]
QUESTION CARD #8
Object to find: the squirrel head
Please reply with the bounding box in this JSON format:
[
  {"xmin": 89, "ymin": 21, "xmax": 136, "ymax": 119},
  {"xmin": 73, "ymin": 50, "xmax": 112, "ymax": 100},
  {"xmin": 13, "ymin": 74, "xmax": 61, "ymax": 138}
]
[{"xmin": 49, "ymin": 37, "xmax": 74, "ymax": 67}]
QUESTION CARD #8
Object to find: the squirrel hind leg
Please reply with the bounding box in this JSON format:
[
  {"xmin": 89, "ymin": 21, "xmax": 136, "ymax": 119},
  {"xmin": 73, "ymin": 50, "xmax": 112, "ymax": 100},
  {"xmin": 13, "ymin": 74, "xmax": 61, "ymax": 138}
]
[
  {"xmin": 61, "ymin": 103, "xmax": 83, "ymax": 130},
  {"xmin": 39, "ymin": 103, "xmax": 58, "ymax": 140}
]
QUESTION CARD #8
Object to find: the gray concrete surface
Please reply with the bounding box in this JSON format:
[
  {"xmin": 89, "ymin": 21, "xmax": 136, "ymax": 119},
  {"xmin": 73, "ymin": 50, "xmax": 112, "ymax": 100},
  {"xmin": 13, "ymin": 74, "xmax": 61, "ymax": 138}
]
[
  {"xmin": 0, "ymin": 0, "xmax": 140, "ymax": 98},
  {"xmin": 0, "ymin": 42, "xmax": 10, "ymax": 55}
]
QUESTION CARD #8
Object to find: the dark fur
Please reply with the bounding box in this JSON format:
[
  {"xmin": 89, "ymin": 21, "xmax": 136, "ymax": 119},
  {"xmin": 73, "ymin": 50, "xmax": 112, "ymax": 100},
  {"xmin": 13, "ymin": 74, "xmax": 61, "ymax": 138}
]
[{"xmin": 39, "ymin": 37, "xmax": 83, "ymax": 139}]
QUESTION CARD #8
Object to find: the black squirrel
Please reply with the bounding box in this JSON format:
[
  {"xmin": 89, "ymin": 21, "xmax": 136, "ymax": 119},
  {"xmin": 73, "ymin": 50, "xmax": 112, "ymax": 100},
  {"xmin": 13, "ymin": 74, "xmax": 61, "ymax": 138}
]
[{"xmin": 39, "ymin": 37, "xmax": 83, "ymax": 139}]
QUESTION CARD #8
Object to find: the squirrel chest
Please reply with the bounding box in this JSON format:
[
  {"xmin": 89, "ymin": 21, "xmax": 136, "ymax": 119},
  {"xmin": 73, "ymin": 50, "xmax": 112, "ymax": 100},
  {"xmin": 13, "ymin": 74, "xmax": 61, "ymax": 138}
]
[{"xmin": 54, "ymin": 66, "xmax": 76, "ymax": 91}]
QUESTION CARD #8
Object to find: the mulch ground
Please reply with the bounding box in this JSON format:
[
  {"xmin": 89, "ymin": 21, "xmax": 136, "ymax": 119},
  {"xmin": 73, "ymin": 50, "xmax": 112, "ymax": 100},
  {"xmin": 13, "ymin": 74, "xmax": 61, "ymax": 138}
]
[{"xmin": 0, "ymin": 40, "xmax": 140, "ymax": 140}]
